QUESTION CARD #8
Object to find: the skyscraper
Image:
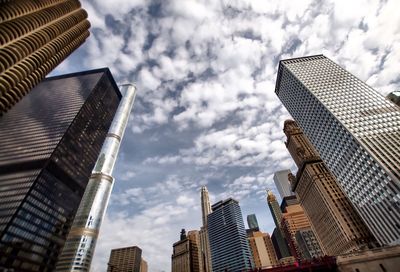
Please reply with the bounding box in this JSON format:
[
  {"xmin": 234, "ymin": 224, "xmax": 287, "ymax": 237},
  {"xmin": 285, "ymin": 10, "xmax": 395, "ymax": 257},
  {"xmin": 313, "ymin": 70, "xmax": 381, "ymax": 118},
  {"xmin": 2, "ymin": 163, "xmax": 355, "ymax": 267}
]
[
  {"xmin": 199, "ymin": 186, "xmax": 212, "ymax": 272},
  {"xmin": 247, "ymin": 214, "xmax": 260, "ymax": 231},
  {"xmin": 107, "ymin": 246, "xmax": 142, "ymax": 272},
  {"xmin": 0, "ymin": 0, "xmax": 90, "ymax": 114},
  {"xmin": 295, "ymin": 229, "xmax": 324, "ymax": 259},
  {"xmin": 266, "ymin": 190, "xmax": 291, "ymax": 259},
  {"xmin": 284, "ymin": 120, "xmax": 376, "ymax": 255},
  {"xmin": 247, "ymin": 231, "xmax": 278, "ymax": 268},
  {"xmin": 140, "ymin": 258, "xmax": 148, "ymax": 272},
  {"xmin": 56, "ymin": 84, "xmax": 136, "ymax": 271},
  {"xmin": 280, "ymin": 204, "xmax": 313, "ymax": 259},
  {"xmin": 172, "ymin": 229, "xmax": 202, "ymax": 272},
  {"xmin": 274, "ymin": 170, "xmax": 294, "ymax": 199},
  {"xmin": 275, "ymin": 55, "xmax": 400, "ymax": 245},
  {"xmin": 0, "ymin": 69, "xmax": 121, "ymax": 271},
  {"xmin": 208, "ymin": 198, "xmax": 254, "ymax": 271}
]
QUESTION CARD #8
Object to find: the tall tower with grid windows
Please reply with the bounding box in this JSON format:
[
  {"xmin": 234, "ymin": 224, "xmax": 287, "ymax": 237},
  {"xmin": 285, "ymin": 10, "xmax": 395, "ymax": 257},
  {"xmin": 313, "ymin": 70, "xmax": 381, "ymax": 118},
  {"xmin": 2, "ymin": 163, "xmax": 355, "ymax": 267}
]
[
  {"xmin": 0, "ymin": 0, "xmax": 90, "ymax": 115},
  {"xmin": 275, "ymin": 55, "xmax": 400, "ymax": 246},
  {"xmin": 283, "ymin": 119, "xmax": 376, "ymax": 255},
  {"xmin": 208, "ymin": 198, "xmax": 254, "ymax": 271}
]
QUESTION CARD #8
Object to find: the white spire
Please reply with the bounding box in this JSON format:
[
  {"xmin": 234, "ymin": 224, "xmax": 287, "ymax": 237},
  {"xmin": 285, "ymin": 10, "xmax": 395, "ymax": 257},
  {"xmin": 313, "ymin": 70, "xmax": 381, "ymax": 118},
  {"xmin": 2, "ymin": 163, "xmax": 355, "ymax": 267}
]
[{"xmin": 201, "ymin": 186, "xmax": 212, "ymax": 226}]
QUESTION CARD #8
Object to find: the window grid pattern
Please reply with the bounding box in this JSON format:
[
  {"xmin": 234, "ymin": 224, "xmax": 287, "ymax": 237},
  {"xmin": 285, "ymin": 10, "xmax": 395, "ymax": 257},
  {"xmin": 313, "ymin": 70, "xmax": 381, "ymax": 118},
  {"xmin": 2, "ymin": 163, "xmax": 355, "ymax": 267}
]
[
  {"xmin": 208, "ymin": 199, "xmax": 254, "ymax": 271},
  {"xmin": 0, "ymin": 70, "xmax": 120, "ymax": 271},
  {"xmin": 275, "ymin": 55, "xmax": 400, "ymax": 246}
]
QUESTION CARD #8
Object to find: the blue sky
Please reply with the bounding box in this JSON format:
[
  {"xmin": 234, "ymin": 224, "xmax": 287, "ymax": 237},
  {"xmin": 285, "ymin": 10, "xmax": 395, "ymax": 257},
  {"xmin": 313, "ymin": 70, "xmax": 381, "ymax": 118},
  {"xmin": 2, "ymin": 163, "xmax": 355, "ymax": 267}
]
[{"xmin": 53, "ymin": 0, "xmax": 400, "ymax": 271}]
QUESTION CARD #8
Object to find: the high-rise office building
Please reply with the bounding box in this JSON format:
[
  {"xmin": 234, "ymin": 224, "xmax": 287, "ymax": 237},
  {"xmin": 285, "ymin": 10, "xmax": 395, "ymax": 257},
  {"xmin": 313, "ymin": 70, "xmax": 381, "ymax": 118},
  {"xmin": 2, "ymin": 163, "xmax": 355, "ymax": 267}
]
[
  {"xmin": 275, "ymin": 55, "xmax": 400, "ymax": 245},
  {"xmin": 0, "ymin": 0, "xmax": 90, "ymax": 114},
  {"xmin": 0, "ymin": 69, "xmax": 121, "ymax": 271},
  {"xmin": 280, "ymin": 204, "xmax": 313, "ymax": 259},
  {"xmin": 266, "ymin": 191, "xmax": 291, "ymax": 259},
  {"xmin": 107, "ymin": 246, "xmax": 142, "ymax": 272},
  {"xmin": 247, "ymin": 231, "xmax": 278, "ymax": 268},
  {"xmin": 247, "ymin": 214, "xmax": 260, "ymax": 231},
  {"xmin": 171, "ymin": 229, "xmax": 202, "ymax": 272},
  {"xmin": 274, "ymin": 170, "xmax": 295, "ymax": 199},
  {"xmin": 199, "ymin": 186, "xmax": 212, "ymax": 272},
  {"xmin": 208, "ymin": 198, "xmax": 254, "ymax": 271},
  {"xmin": 295, "ymin": 229, "xmax": 324, "ymax": 259},
  {"xmin": 284, "ymin": 120, "xmax": 376, "ymax": 255}
]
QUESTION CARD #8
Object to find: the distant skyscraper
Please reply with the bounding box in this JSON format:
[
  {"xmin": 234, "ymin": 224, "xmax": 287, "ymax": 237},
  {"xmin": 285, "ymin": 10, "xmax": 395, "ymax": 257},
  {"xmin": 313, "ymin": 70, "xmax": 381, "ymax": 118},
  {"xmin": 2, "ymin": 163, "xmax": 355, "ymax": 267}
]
[
  {"xmin": 274, "ymin": 170, "xmax": 294, "ymax": 199},
  {"xmin": 199, "ymin": 186, "xmax": 212, "ymax": 272},
  {"xmin": 275, "ymin": 55, "xmax": 400, "ymax": 245},
  {"xmin": 295, "ymin": 229, "xmax": 324, "ymax": 260},
  {"xmin": 284, "ymin": 120, "xmax": 376, "ymax": 255},
  {"xmin": 0, "ymin": 0, "xmax": 90, "ymax": 114},
  {"xmin": 56, "ymin": 84, "xmax": 136, "ymax": 271},
  {"xmin": 280, "ymin": 204, "xmax": 313, "ymax": 259},
  {"xmin": 140, "ymin": 258, "xmax": 148, "ymax": 272},
  {"xmin": 107, "ymin": 246, "xmax": 142, "ymax": 272},
  {"xmin": 266, "ymin": 191, "xmax": 291, "ymax": 259},
  {"xmin": 247, "ymin": 214, "xmax": 260, "ymax": 231},
  {"xmin": 271, "ymin": 228, "xmax": 290, "ymax": 260},
  {"xmin": 208, "ymin": 198, "xmax": 254, "ymax": 271},
  {"xmin": 387, "ymin": 91, "xmax": 400, "ymax": 106},
  {"xmin": 172, "ymin": 229, "xmax": 201, "ymax": 272},
  {"xmin": 247, "ymin": 231, "xmax": 278, "ymax": 268},
  {"xmin": 0, "ymin": 69, "xmax": 120, "ymax": 271}
]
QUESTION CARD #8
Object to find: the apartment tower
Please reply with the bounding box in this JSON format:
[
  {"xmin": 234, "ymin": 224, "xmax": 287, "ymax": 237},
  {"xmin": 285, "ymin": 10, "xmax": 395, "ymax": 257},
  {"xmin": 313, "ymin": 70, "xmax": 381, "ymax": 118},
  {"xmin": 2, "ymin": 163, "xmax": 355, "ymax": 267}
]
[
  {"xmin": 0, "ymin": 0, "xmax": 90, "ymax": 114},
  {"xmin": 107, "ymin": 246, "xmax": 142, "ymax": 272},
  {"xmin": 275, "ymin": 55, "xmax": 400, "ymax": 245},
  {"xmin": 284, "ymin": 120, "xmax": 376, "ymax": 255},
  {"xmin": 247, "ymin": 231, "xmax": 278, "ymax": 268},
  {"xmin": 0, "ymin": 69, "xmax": 120, "ymax": 271}
]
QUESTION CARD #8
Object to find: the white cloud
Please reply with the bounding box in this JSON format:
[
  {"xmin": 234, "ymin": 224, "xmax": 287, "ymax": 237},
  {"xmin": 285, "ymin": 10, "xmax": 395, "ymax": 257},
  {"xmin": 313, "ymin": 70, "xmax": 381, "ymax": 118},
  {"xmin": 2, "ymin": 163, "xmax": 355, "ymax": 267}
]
[{"xmin": 53, "ymin": 0, "xmax": 400, "ymax": 271}]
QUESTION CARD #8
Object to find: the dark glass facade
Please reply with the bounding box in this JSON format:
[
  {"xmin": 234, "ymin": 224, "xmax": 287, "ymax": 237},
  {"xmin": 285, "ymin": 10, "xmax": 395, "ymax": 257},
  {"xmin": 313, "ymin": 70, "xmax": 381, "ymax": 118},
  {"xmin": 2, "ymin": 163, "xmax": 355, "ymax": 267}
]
[
  {"xmin": 208, "ymin": 198, "xmax": 254, "ymax": 272},
  {"xmin": 0, "ymin": 69, "xmax": 121, "ymax": 271}
]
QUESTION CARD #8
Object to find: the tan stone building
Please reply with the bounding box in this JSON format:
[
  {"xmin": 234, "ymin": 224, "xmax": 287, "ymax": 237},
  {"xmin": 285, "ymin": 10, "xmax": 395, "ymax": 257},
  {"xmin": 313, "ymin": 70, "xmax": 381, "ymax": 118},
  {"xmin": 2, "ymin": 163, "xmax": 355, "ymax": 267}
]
[
  {"xmin": 0, "ymin": 0, "xmax": 90, "ymax": 114},
  {"xmin": 247, "ymin": 231, "xmax": 278, "ymax": 268},
  {"xmin": 199, "ymin": 186, "xmax": 212, "ymax": 272},
  {"xmin": 280, "ymin": 203, "xmax": 313, "ymax": 259},
  {"xmin": 172, "ymin": 229, "xmax": 202, "ymax": 272},
  {"xmin": 107, "ymin": 246, "xmax": 142, "ymax": 272},
  {"xmin": 140, "ymin": 258, "xmax": 148, "ymax": 272},
  {"xmin": 283, "ymin": 120, "xmax": 376, "ymax": 255}
]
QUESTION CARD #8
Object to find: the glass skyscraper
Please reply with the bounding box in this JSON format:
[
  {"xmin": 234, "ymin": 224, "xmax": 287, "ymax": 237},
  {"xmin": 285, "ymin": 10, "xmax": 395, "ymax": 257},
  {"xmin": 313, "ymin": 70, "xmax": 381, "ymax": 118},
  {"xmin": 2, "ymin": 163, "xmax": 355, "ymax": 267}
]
[
  {"xmin": 275, "ymin": 55, "xmax": 400, "ymax": 246},
  {"xmin": 0, "ymin": 69, "xmax": 120, "ymax": 271},
  {"xmin": 208, "ymin": 198, "xmax": 254, "ymax": 271},
  {"xmin": 247, "ymin": 214, "xmax": 260, "ymax": 231}
]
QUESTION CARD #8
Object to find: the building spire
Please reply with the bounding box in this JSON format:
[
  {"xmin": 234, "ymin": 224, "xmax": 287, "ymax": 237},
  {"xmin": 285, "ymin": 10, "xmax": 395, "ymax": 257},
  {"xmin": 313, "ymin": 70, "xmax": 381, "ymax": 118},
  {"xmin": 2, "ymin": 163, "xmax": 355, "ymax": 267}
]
[{"xmin": 201, "ymin": 186, "xmax": 212, "ymax": 226}]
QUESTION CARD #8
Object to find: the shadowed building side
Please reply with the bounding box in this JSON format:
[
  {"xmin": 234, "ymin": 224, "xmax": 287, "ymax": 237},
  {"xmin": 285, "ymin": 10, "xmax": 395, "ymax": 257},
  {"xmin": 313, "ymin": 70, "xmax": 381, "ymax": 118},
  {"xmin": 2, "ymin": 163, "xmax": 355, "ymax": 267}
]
[
  {"xmin": 0, "ymin": 0, "xmax": 90, "ymax": 114},
  {"xmin": 0, "ymin": 69, "xmax": 121, "ymax": 271}
]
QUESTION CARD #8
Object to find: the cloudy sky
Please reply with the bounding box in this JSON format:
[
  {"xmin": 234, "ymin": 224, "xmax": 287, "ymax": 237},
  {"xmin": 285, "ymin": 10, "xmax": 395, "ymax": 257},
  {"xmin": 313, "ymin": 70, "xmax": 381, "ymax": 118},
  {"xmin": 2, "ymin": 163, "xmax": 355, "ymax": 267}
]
[{"xmin": 53, "ymin": 0, "xmax": 400, "ymax": 271}]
